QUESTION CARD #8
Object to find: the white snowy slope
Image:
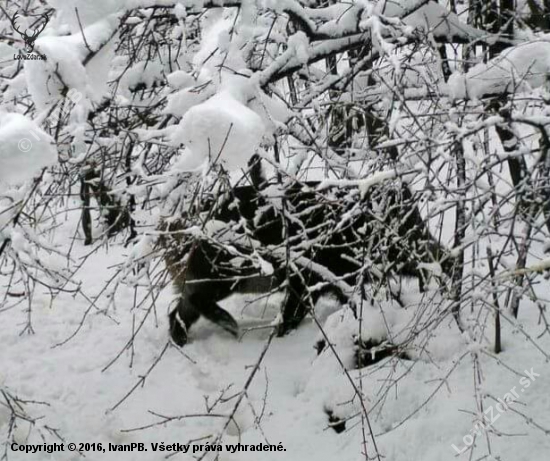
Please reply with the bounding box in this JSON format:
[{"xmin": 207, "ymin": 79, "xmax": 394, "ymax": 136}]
[{"xmin": 0, "ymin": 112, "xmax": 57, "ymax": 185}]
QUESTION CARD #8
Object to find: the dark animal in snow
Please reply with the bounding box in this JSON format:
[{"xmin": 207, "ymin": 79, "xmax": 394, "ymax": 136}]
[{"xmin": 159, "ymin": 169, "xmax": 453, "ymax": 347}]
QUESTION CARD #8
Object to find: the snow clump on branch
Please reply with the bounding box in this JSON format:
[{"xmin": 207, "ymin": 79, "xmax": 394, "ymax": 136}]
[
  {"xmin": 169, "ymin": 88, "xmax": 266, "ymax": 172},
  {"xmin": 448, "ymin": 40, "xmax": 550, "ymax": 100},
  {"xmin": 0, "ymin": 112, "xmax": 57, "ymax": 186}
]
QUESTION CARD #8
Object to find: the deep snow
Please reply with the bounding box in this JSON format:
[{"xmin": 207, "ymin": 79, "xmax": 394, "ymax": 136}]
[{"xmin": 1, "ymin": 207, "xmax": 550, "ymax": 461}]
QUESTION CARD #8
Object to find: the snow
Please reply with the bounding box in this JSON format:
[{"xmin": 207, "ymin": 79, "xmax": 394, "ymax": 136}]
[
  {"xmin": 46, "ymin": 0, "xmax": 122, "ymax": 31},
  {"xmin": 169, "ymin": 90, "xmax": 266, "ymax": 171},
  {"xmin": 26, "ymin": 15, "xmax": 119, "ymax": 111},
  {"xmin": 0, "ymin": 112, "xmax": 57, "ymax": 186},
  {"xmin": 448, "ymin": 40, "xmax": 550, "ymax": 100},
  {"xmin": 2, "ymin": 1, "xmax": 550, "ymax": 460},
  {"xmin": 288, "ymin": 31, "xmax": 310, "ymax": 65},
  {"xmin": 2, "ymin": 215, "xmax": 549, "ymax": 461},
  {"xmin": 167, "ymin": 70, "xmax": 198, "ymax": 90},
  {"xmin": 120, "ymin": 60, "xmax": 165, "ymax": 92},
  {"xmin": 249, "ymin": 92, "xmax": 294, "ymax": 145},
  {"xmin": 164, "ymin": 69, "xmax": 215, "ymax": 117},
  {"xmin": 377, "ymin": 0, "xmax": 486, "ymax": 41},
  {"xmin": 317, "ymin": 169, "xmax": 401, "ymax": 197}
]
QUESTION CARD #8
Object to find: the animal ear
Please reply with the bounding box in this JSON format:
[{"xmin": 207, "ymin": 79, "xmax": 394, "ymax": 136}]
[{"xmin": 247, "ymin": 153, "xmax": 266, "ymax": 189}]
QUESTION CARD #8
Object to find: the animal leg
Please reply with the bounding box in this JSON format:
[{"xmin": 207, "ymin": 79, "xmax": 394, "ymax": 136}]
[
  {"xmin": 191, "ymin": 292, "xmax": 239, "ymax": 338},
  {"xmin": 278, "ymin": 274, "xmax": 312, "ymax": 337},
  {"xmin": 169, "ymin": 280, "xmax": 236, "ymax": 346},
  {"xmin": 169, "ymin": 297, "xmax": 200, "ymax": 347}
]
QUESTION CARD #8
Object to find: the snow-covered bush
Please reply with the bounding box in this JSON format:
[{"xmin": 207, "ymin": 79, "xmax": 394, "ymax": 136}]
[{"xmin": 1, "ymin": 1, "xmax": 550, "ymax": 460}]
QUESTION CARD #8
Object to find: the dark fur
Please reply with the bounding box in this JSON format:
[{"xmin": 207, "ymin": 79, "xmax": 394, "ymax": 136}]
[{"xmin": 160, "ymin": 174, "xmax": 454, "ymax": 347}]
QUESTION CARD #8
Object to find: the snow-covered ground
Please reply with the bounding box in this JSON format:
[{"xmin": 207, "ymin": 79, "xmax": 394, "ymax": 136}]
[{"xmin": 1, "ymin": 208, "xmax": 550, "ymax": 461}]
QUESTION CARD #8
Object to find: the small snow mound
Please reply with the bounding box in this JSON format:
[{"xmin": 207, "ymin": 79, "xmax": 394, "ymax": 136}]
[
  {"xmin": 167, "ymin": 70, "xmax": 196, "ymax": 90},
  {"xmin": 322, "ymin": 306, "xmax": 358, "ymax": 348},
  {"xmin": 164, "ymin": 69, "xmax": 214, "ymax": 117}
]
